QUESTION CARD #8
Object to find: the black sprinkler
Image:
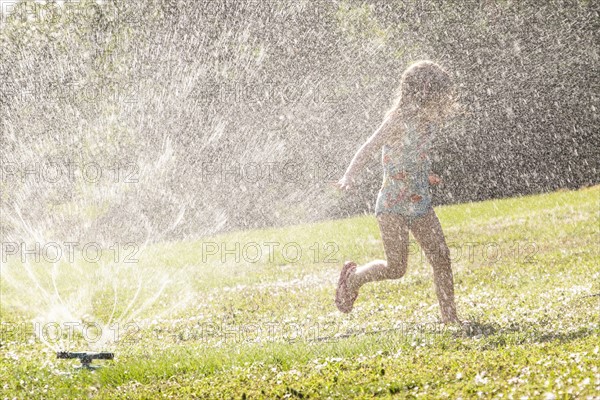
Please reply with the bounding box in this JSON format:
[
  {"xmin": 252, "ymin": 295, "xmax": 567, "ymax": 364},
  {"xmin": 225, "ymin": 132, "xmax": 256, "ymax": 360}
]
[{"xmin": 57, "ymin": 352, "xmax": 114, "ymax": 370}]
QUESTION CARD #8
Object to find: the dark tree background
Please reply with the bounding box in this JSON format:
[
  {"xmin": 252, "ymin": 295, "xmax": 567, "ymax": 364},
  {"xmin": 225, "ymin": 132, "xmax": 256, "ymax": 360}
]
[{"xmin": 1, "ymin": 0, "xmax": 598, "ymax": 243}]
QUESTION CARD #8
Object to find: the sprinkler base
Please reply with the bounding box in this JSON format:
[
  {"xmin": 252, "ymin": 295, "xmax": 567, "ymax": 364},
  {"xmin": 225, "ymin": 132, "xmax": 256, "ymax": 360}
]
[{"xmin": 57, "ymin": 352, "xmax": 114, "ymax": 370}]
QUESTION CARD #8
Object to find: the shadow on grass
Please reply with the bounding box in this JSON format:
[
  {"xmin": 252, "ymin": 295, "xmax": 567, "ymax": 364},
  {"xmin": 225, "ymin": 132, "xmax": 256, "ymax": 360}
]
[
  {"xmin": 310, "ymin": 318, "xmax": 598, "ymax": 350},
  {"xmin": 452, "ymin": 319, "xmax": 599, "ymax": 350}
]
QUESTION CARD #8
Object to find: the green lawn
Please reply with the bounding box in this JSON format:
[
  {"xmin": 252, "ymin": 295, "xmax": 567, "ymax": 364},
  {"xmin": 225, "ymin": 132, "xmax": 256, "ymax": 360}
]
[{"xmin": 1, "ymin": 186, "xmax": 599, "ymax": 398}]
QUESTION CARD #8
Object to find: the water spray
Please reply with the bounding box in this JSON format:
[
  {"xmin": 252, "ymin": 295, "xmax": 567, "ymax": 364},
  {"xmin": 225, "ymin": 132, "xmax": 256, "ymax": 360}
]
[{"xmin": 56, "ymin": 351, "xmax": 114, "ymax": 370}]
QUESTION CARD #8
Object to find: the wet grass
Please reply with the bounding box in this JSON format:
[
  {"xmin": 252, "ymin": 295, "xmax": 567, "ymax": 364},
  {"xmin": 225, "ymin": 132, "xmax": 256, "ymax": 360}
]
[{"xmin": 1, "ymin": 186, "xmax": 599, "ymax": 398}]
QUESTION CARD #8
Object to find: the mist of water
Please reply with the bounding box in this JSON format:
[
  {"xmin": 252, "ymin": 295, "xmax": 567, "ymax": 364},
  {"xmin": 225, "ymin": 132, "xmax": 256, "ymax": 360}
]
[{"xmin": 0, "ymin": 0, "xmax": 597, "ymax": 352}]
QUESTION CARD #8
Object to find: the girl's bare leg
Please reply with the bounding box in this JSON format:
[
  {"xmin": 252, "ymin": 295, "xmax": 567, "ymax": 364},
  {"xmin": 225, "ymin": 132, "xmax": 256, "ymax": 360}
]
[
  {"xmin": 348, "ymin": 213, "xmax": 411, "ymax": 291},
  {"xmin": 409, "ymin": 207, "xmax": 459, "ymax": 323}
]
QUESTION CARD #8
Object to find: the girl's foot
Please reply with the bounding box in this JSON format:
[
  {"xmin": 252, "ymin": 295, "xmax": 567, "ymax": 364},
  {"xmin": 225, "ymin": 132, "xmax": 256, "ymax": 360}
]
[
  {"xmin": 335, "ymin": 261, "xmax": 359, "ymax": 313},
  {"xmin": 440, "ymin": 307, "xmax": 460, "ymax": 325}
]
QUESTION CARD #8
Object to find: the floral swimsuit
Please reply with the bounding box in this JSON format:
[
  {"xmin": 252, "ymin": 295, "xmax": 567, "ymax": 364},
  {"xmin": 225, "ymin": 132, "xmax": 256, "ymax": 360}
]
[{"xmin": 375, "ymin": 122, "xmax": 436, "ymax": 221}]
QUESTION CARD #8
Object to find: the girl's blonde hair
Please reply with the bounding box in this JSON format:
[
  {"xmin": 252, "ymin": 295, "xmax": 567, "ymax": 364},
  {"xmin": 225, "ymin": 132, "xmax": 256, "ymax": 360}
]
[{"xmin": 387, "ymin": 60, "xmax": 455, "ymax": 119}]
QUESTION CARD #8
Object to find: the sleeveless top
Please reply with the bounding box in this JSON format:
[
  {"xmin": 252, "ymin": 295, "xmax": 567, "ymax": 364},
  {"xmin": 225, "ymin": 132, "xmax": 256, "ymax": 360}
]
[{"xmin": 375, "ymin": 121, "xmax": 436, "ymax": 218}]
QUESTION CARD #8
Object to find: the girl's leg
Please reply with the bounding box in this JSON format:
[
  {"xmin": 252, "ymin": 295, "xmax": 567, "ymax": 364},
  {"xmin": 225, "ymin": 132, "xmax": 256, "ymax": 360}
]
[
  {"xmin": 409, "ymin": 207, "xmax": 459, "ymax": 323},
  {"xmin": 348, "ymin": 213, "xmax": 411, "ymax": 291}
]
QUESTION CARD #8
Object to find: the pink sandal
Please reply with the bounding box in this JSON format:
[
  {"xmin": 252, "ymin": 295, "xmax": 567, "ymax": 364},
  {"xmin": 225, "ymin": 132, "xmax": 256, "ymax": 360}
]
[{"xmin": 335, "ymin": 261, "xmax": 358, "ymax": 313}]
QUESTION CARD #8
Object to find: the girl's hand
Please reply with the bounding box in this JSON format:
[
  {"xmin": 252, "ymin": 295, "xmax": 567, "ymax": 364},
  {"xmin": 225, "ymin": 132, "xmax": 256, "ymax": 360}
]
[
  {"xmin": 428, "ymin": 173, "xmax": 442, "ymax": 186},
  {"xmin": 335, "ymin": 175, "xmax": 355, "ymax": 191}
]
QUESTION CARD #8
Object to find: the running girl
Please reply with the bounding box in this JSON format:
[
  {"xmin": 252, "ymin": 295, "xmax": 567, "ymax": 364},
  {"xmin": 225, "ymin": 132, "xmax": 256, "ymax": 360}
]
[{"xmin": 335, "ymin": 60, "xmax": 460, "ymax": 324}]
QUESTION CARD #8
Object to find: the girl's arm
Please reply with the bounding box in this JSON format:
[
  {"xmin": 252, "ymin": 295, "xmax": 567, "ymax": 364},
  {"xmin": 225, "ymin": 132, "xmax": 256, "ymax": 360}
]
[{"xmin": 338, "ymin": 111, "xmax": 401, "ymax": 189}]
